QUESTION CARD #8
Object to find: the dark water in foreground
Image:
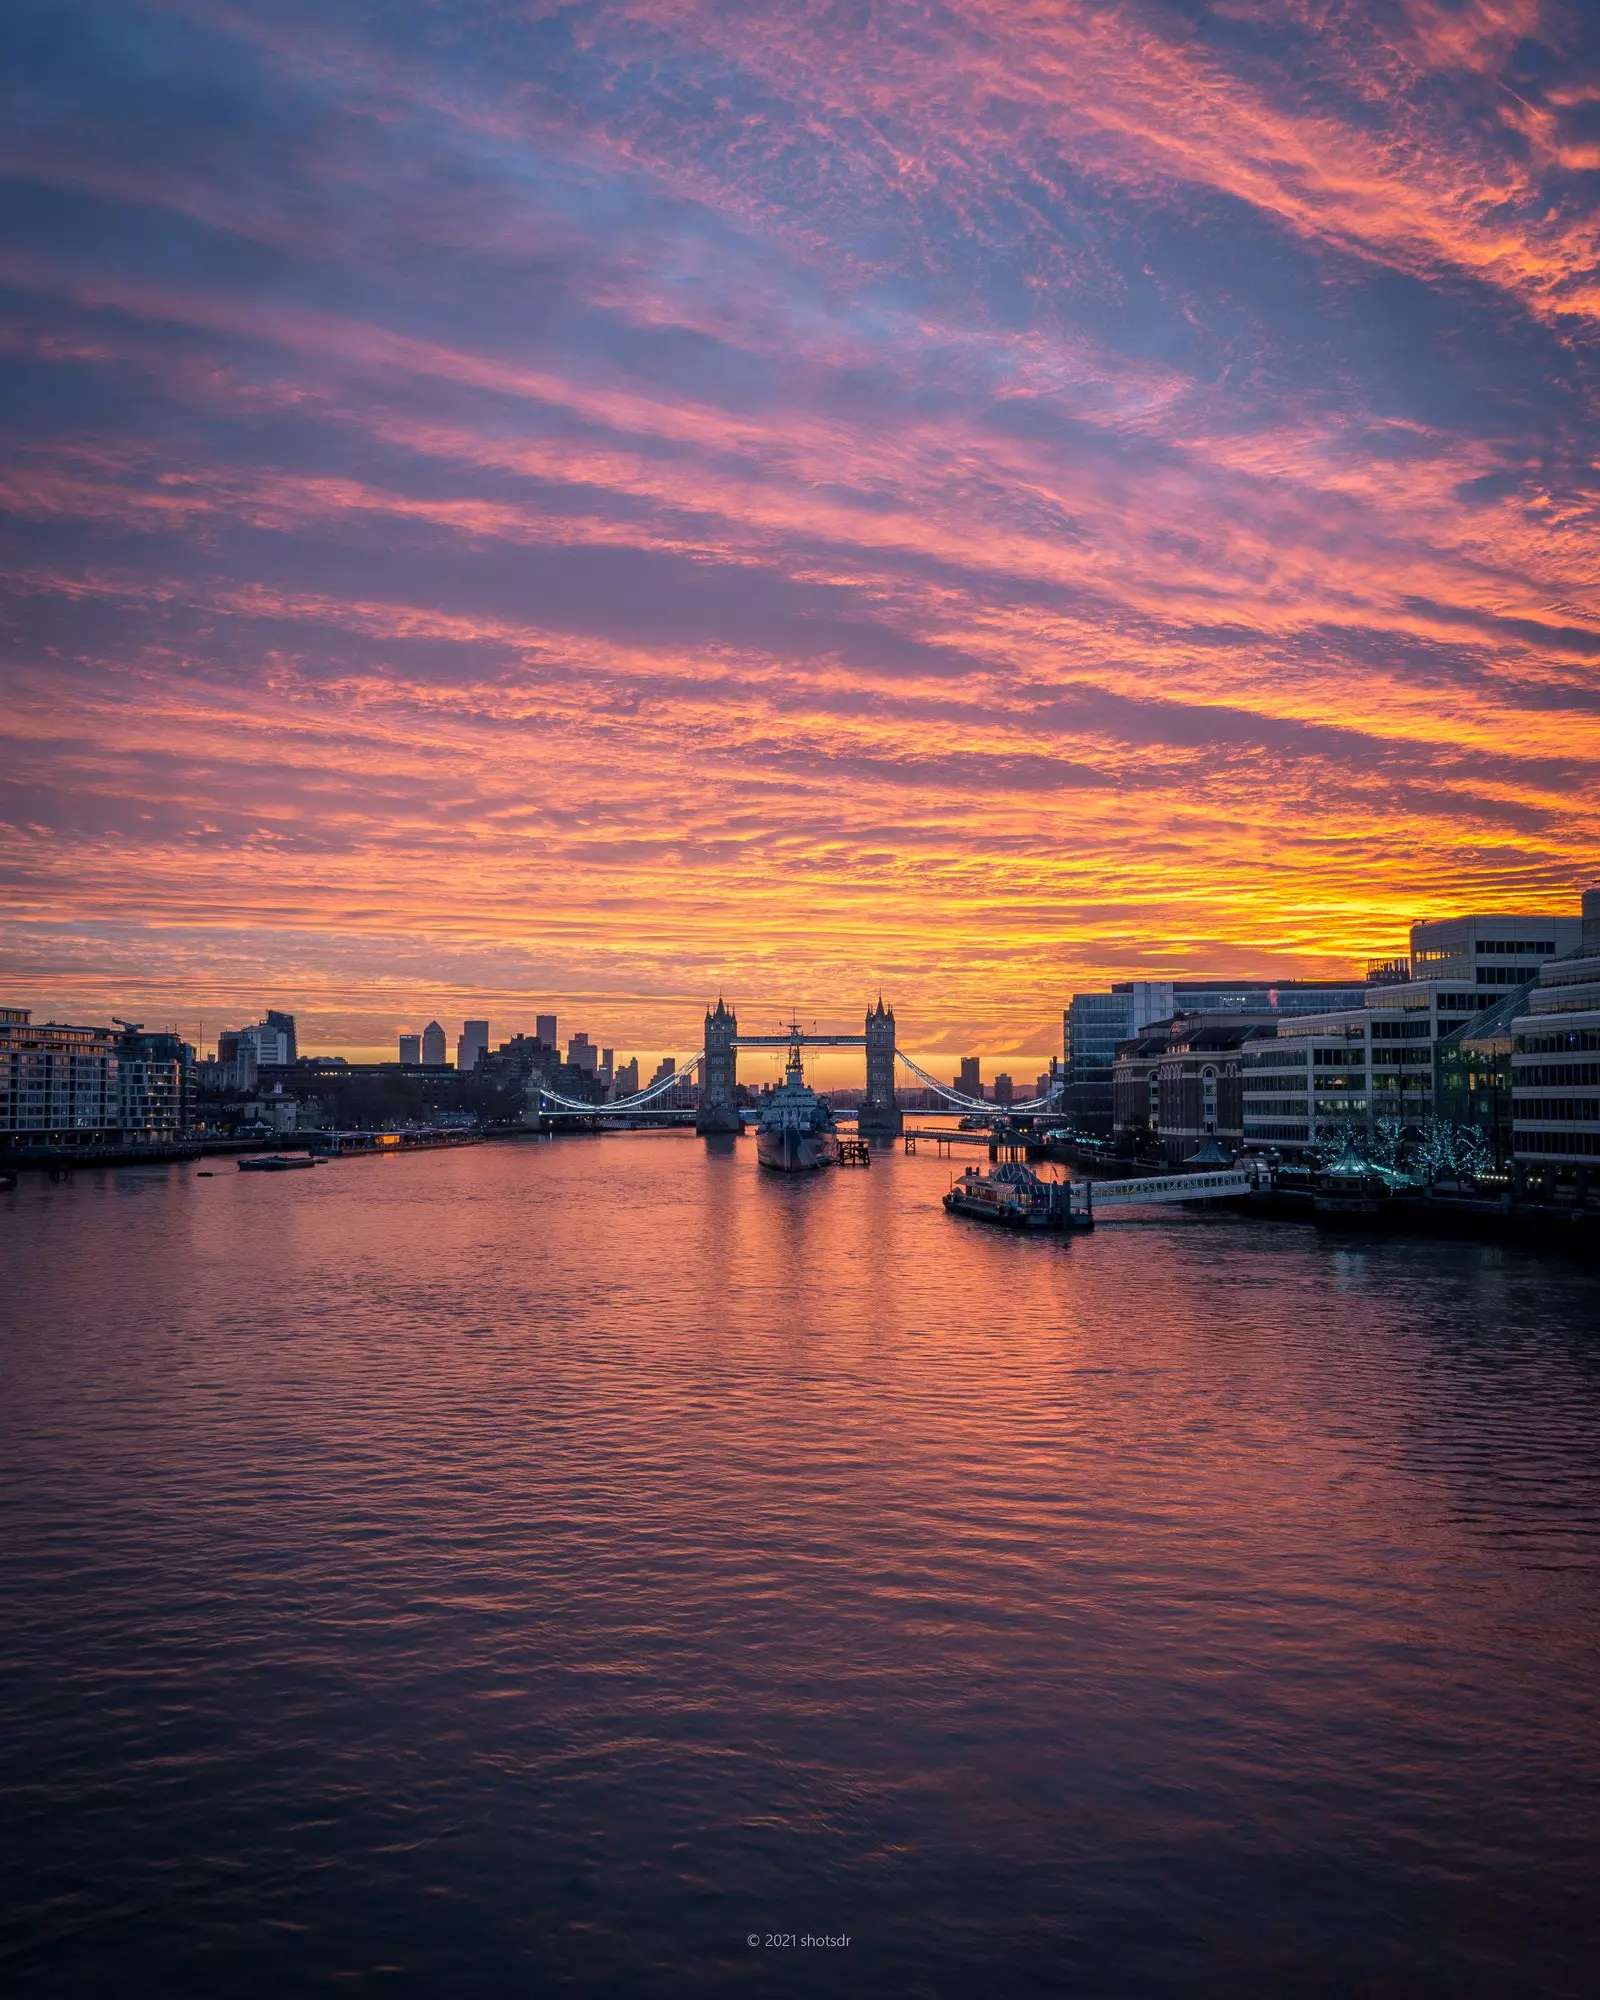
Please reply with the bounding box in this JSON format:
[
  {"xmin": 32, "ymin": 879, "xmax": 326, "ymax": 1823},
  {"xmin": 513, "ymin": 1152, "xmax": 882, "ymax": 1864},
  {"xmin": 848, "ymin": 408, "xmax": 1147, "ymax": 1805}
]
[{"xmin": 2, "ymin": 1137, "xmax": 1599, "ymax": 1997}]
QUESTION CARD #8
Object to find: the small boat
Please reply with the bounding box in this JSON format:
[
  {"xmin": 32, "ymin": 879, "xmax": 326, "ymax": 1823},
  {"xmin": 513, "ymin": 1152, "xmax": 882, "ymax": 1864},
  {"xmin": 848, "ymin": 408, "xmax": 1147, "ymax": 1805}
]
[
  {"xmin": 755, "ymin": 1030, "xmax": 840, "ymax": 1172},
  {"xmin": 238, "ymin": 1154, "xmax": 317, "ymax": 1172},
  {"xmin": 943, "ymin": 1162, "xmax": 1089, "ymax": 1231}
]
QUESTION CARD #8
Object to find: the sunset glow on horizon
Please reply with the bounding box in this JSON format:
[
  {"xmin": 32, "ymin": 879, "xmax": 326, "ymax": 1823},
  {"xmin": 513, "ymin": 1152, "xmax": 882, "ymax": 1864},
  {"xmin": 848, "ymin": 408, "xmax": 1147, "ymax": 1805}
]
[{"xmin": 4, "ymin": 0, "xmax": 1599, "ymax": 1063}]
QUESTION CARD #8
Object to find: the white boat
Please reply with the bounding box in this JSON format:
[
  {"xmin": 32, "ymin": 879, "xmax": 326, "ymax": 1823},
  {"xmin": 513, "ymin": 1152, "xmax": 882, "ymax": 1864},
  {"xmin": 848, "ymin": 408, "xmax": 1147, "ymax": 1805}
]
[{"xmin": 755, "ymin": 1033, "xmax": 840, "ymax": 1173}]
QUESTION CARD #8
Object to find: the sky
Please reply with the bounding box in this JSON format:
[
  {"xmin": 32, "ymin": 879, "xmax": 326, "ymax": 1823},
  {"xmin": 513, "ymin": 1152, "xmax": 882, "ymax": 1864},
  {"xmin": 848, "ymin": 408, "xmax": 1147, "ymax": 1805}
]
[{"xmin": 2, "ymin": 0, "xmax": 1599, "ymax": 1071}]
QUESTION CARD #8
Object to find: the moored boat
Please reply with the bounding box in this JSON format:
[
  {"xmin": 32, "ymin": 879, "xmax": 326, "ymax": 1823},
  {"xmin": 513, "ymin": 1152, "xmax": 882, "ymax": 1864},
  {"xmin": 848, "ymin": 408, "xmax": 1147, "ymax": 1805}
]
[
  {"xmin": 943, "ymin": 1161, "xmax": 1090, "ymax": 1231},
  {"xmin": 238, "ymin": 1154, "xmax": 317, "ymax": 1172}
]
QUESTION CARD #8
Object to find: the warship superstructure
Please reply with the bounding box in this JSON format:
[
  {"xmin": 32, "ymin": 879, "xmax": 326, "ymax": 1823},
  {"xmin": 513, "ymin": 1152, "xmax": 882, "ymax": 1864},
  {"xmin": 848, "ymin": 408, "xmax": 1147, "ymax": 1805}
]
[{"xmin": 755, "ymin": 1031, "xmax": 840, "ymax": 1173}]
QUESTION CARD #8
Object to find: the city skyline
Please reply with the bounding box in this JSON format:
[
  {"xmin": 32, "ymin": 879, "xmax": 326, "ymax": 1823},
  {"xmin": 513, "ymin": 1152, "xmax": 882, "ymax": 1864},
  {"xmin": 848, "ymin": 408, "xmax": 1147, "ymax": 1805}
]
[{"xmin": 4, "ymin": 3, "xmax": 1599, "ymax": 1048}]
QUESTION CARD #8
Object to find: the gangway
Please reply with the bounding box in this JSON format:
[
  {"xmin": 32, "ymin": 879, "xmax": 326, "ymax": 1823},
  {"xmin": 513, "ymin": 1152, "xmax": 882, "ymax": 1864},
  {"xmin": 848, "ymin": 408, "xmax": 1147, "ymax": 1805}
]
[{"xmin": 1086, "ymin": 1169, "xmax": 1256, "ymax": 1209}]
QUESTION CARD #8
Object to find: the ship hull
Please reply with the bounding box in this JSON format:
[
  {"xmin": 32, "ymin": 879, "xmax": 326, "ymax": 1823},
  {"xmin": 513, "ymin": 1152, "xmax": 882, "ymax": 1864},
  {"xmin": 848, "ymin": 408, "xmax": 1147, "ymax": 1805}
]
[{"xmin": 756, "ymin": 1127, "xmax": 839, "ymax": 1172}]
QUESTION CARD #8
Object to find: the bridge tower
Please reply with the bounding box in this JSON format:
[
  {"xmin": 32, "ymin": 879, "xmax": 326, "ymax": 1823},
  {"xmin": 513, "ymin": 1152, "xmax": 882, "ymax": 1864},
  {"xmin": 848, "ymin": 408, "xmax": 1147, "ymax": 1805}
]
[
  {"xmin": 696, "ymin": 997, "xmax": 742, "ymax": 1134},
  {"xmin": 859, "ymin": 996, "xmax": 903, "ymax": 1139}
]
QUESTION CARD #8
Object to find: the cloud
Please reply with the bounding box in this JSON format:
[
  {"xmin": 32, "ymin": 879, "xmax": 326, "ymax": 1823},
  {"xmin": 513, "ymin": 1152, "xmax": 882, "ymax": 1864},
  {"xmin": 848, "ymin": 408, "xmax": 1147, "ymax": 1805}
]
[{"xmin": 0, "ymin": 0, "xmax": 1596, "ymax": 1056}]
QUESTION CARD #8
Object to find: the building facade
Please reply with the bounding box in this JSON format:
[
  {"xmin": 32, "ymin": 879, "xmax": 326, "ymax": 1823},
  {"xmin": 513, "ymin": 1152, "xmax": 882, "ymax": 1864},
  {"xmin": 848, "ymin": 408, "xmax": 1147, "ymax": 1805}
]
[
  {"xmin": 457, "ymin": 1020, "xmax": 489, "ymax": 1072},
  {"xmin": 420, "ymin": 1020, "xmax": 447, "ymax": 1066},
  {"xmin": 115, "ymin": 1026, "xmax": 192, "ymax": 1141},
  {"xmin": 1153, "ymin": 1017, "xmax": 1276, "ymax": 1163},
  {"xmin": 1410, "ymin": 912, "xmax": 1581, "ymax": 992},
  {"xmin": 398, "ymin": 1033, "xmax": 421, "ymax": 1064},
  {"xmin": 1, "ymin": 1008, "xmax": 120, "ymax": 1151},
  {"xmin": 1509, "ymin": 890, "xmax": 1600, "ymax": 1190}
]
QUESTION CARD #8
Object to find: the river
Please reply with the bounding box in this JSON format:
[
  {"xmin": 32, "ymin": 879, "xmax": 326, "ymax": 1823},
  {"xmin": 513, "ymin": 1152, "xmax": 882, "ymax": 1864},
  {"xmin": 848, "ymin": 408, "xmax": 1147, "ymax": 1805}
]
[{"xmin": 3, "ymin": 1135, "xmax": 1598, "ymax": 1995}]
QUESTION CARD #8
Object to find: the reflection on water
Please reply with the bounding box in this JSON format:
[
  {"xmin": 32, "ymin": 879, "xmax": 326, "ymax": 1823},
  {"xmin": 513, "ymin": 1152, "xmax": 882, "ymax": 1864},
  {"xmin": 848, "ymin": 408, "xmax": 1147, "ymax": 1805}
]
[{"xmin": 2, "ymin": 1137, "xmax": 1598, "ymax": 1996}]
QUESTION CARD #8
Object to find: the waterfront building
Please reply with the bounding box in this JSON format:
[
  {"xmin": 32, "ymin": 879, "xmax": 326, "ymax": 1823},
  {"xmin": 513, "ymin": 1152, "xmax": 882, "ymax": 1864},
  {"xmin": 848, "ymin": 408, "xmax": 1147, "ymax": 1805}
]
[
  {"xmin": 1435, "ymin": 984, "xmax": 1535, "ymax": 1169},
  {"xmin": 1412, "ymin": 911, "xmax": 1581, "ymax": 993},
  {"xmin": 420, "ymin": 1020, "xmax": 447, "ymax": 1066},
  {"xmin": 115, "ymin": 1026, "xmax": 192, "ymax": 1141},
  {"xmin": 1, "ymin": 1007, "xmax": 120, "ymax": 1151},
  {"xmin": 1112, "ymin": 1029, "xmax": 1172, "ymax": 1146},
  {"xmin": 1508, "ymin": 889, "xmax": 1600, "ymax": 1191},
  {"xmin": 957, "ymin": 1056, "xmax": 981, "ymax": 1098},
  {"xmin": 536, "ymin": 1014, "xmax": 558, "ymax": 1046},
  {"xmin": 1241, "ymin": 965, "xmax": 1550, "ymax": 1154},
  {"xmin": 398, "ymin": 1033, "xmax": 421, "ymax": 1064},
  {"xmin": 457, "ymin": 1020, "xmax": 489, "ymax": 1072},
  {"xmin": 1153, "ymin": 1016, "xmax": 1277, "ymax": 1164},
  {"xmin": 1071, "ymin": 976, "xmax": 1369, "ymax": 1137}
]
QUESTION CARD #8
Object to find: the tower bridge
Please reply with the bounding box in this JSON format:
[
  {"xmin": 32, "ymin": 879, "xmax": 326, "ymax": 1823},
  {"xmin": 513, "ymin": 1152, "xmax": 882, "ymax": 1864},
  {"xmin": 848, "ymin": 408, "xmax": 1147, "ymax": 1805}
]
[{"xmin": 532, "ymin": 997, "xmax": 1061, "ymax": 1133}]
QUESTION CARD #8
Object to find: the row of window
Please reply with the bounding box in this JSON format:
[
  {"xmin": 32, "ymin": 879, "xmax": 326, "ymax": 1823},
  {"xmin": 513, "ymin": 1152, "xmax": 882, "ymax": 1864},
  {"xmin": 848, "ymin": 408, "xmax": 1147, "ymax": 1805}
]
[
  {"xmin": 1370, "ymin": 1021, "xmax": 1432, "ymax": 1040},
  {"xmin": 1477, "ymin": 967, "xmax": 1538, "ymax": 986},
  {"xmin": 1242, "ymin": 1123, "xmax": 1310, "ymax": 1141},
  {"xmin": 1515, "ymin": 1065, "xmax": 1600, "ymax": 1087},
  {"xmin": 1478, "ymin": 940, "xmax": 1555, "ymax": 955},
  {"xmin": 1241, "ymin": 1050, "xmax": 1308, "ymax": 1069},
  {"xmin": 1516, "ymin": 1131, "xmax": 1600, "ymax": 1156},
  {"xmin": 1516, "ymin": 1031, "xmax": 1600, "ymax": 1053},
  {"xmin": 1513, "ymin": 1099, "xmax": 1600, "ymax": 1122},
  {"xmin": 1240, "ymin": 1100, "xmax": 1309, "ymax": 1118}
]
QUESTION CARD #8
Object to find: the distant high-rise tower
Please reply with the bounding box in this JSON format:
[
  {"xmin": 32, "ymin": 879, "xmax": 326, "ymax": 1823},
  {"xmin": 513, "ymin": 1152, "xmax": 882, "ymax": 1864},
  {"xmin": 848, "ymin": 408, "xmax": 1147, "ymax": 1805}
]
[
  {"xmin": 696, "ymin": 998, "xmax": 741, "ymax": 1133},
  {"xmin": 457, "ymin": 1020, "xmax": 489, "ymax": 1072},
  {"xmin": 535, "ymin": 1014, "xmax": 557, "ymax": 1048},
  {"xmin": 398, "ymin": 1033, "xmax": 421, "ymax": 1064},
  {"xmin": 420, "ymin": 1020, "xmax": 447, "ymax": 1066},
  {"xmin": 265, "ymin": 1010, "xmax": 297, "ymax": 1062},
  {"xmin": 958, "ymin": 1056, "xmax": 981, "ymax": 1100},
  {"xmin": 859, "ymin": 997, "xmax": 902, "ymax": 1138}
]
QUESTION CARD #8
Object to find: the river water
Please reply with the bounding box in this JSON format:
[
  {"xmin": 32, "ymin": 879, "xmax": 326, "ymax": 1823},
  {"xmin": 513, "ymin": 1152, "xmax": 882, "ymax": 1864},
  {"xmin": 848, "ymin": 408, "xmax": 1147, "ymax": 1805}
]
[{"xmin": 2, "ymin": 1135, "xmax": 1598, "ymax": 1996}]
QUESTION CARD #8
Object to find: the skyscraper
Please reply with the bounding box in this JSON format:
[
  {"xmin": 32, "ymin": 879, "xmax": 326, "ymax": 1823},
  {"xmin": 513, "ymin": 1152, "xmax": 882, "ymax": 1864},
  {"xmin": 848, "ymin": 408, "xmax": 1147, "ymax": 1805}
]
[
  {"xmin": 535, "ymin": 1014, "xmax": 557, "ymax": 1047},
  {"xmin": 957, "ymin": 1056, "xmax": 981, "ymax": 1098},
  {"xmin": 398, "ymin": 1033, "xmax": 421, "ymax": 1064},
  {"xmin": 420, "ymin": 1020, "xmax": 447, "ymax": 1065},
  {"xmin": 264, "ymin": 1009, "xmax": 298, "ymax": 1062},
  {"xmin": 457, "ymin": 1019, "xmax": 489, "ymax": 1072}
]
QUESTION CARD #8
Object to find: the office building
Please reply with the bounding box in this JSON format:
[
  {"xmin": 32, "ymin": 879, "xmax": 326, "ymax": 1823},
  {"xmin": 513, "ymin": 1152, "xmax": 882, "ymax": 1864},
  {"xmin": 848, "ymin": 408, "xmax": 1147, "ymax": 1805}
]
[
  {"xmin": 536, "ymin": 1014, "xmax": 558, "ymax": 1047},
  {"xmin": 613, "ymin": 1058, "xmax": 640, "ymax": 1097},
  {"xmin": 398, "ymin": 1033, "xmax": 421, "ymax": 1064},
  {"xmin": 957, "ymin": 1056, "xmax": 981, "ymax": 1097},
  {"xmin": 1241, "ymin": 968, "xmax": 1549, "ymax": 1154},
  {"xmin": 650, "ymin": 1057, "xmax": 677, "ymax": 1087},
  {"xmin": 457, "ymin": 1020, "xmax": 489, "ymax": 1072},
  {"xmin": 1509, "ymin": 888, "xmax": 1600, "ymax": 1185},
  {"xmin": 264, "ymin": 1010, "xmax": 298, "ymax": 1062},
  {"xmin": 420, "ymin": 1020, "xmax": 447, "ymax": 1066},
  {"xmin": 993, "ymin": 1074, "xmax": 1014, "ymax": 1107},
  {"xmin": 567, "ymin": 1033, "xmax": 597, "ymax": 1074},
  {"xmin": 1, "ymin": 1008, "xmax": 120, "ymax": 1149},
  {"xmin": 233, "ymin": 1020, "xmax": 294, "ymax": 1067},
  {"xmin": 1411, "ymin": 911, "xmax": 1581, "ymax": 992}
]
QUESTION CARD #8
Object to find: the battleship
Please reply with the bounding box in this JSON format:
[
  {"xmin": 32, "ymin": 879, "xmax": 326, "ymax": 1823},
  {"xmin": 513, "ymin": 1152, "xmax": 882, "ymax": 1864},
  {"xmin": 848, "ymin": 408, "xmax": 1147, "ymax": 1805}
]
[{"xmin": 755, "ymin": 1031, "xmax": 840, "ymax": 1172}]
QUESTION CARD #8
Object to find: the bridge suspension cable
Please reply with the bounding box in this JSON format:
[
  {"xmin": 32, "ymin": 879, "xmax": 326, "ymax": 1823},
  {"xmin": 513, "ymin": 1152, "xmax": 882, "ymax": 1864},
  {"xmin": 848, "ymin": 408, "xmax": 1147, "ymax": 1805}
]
[
  {"xmin": 893, "ymin": 1049, "xmax": 1060, "ymax": 1115},
  {"xmin": 535, "ymin": 1051, "xmax": 705, "ymax": 1116}
]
